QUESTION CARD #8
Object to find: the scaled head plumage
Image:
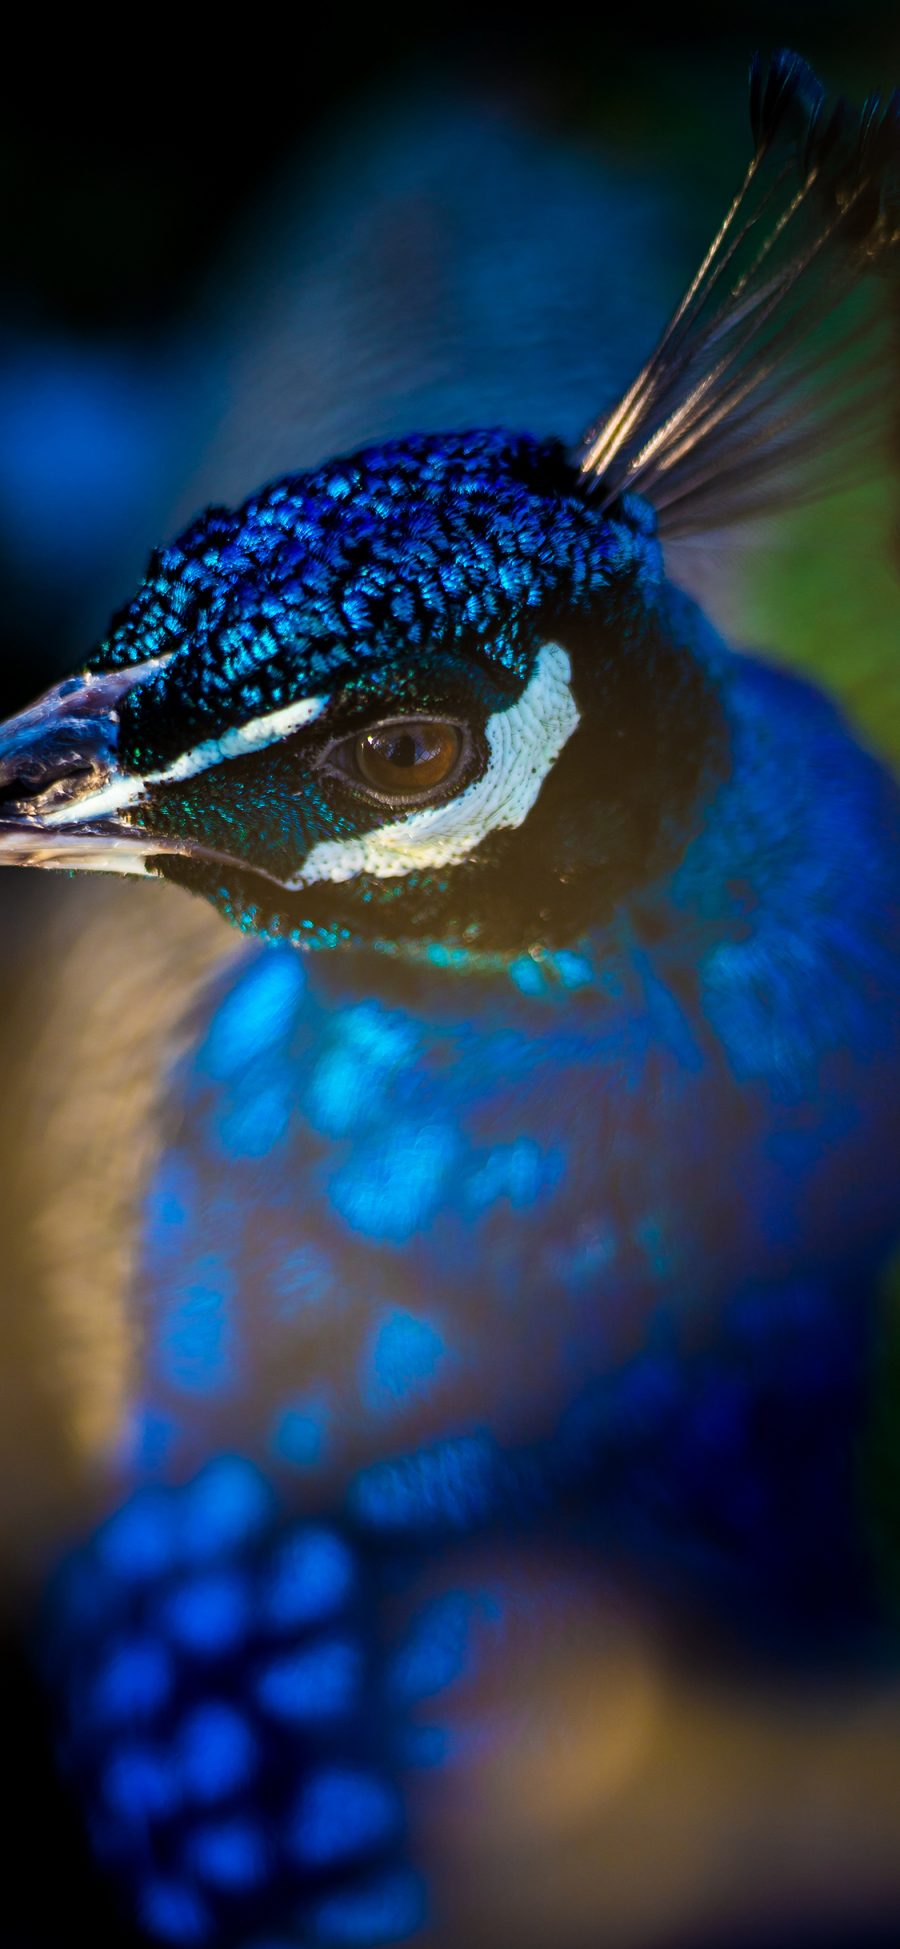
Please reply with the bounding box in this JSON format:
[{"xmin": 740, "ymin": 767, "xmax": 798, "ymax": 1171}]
[{"xmin": 0, "ymin": 50, "xmax": 895, "ymax": 958}]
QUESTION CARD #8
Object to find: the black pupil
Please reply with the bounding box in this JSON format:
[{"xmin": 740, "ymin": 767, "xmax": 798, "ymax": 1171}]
[
  {"xmin": 382, "ymin": 729, "xmax": 432, "ymax": 768},
  {"xmin": 355, "ymin": 718, "xmax": 460, "ymax": 796}
]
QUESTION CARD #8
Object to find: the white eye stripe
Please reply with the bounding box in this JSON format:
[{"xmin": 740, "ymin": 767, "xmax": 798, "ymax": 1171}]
[
  {"xmin": 44, "ymin": 694, "xmax": 329, "ymax": 827},
  {"xmin": 286, "ymin": 642, "xmax": 579, "ymax": 889}
]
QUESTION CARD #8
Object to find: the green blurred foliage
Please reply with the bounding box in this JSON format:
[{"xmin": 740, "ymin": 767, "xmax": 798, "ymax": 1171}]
[{"xmin": 744, "ymin": 483, "xmax": 900, "ymax": 767}]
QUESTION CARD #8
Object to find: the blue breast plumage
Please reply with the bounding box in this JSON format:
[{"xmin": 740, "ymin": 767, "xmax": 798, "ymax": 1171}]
[{"xmin": 0, "ymin": 46, "xmax": 898, "ymax": 1949}]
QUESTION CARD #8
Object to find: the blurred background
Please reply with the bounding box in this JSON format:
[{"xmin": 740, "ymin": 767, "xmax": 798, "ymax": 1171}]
[{"xmin": 2, "ymin": 5, "xmax": 900, "ymax": 1946}]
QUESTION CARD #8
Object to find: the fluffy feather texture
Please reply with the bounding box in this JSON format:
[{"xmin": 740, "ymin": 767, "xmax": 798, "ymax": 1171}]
[{"xmin": 576, "ymin": 50, "xmax": 900, "ymax": 535}]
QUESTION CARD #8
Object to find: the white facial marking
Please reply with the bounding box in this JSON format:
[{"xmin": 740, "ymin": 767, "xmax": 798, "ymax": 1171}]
[
  {"xmin": 289, "ymin": 642, "xmax": 579, "ymax": 888},
  {"xmin": 45, "ymin": 694, "xmax": 328, "ymax": 827}
]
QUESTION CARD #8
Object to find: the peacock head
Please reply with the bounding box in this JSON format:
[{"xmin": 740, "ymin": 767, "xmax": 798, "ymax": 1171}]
[
  {"xmin": 0, "ymin": 52, "xmax": 895, "ymax": 962},
  {"xmin": 0, "ymin": 428, "xmax": 727, "ymax": 958}
]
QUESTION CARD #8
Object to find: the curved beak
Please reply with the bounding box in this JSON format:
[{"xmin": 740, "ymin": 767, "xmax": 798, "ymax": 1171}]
[{"xmin": 0, "ymin": 658, "xmax": 175, "ymax": 878}]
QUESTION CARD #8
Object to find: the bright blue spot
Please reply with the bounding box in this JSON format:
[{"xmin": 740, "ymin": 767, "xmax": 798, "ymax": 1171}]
[
  {"xmin": 342, "ymin": 1003, "xmax": 417, "ymax": 1071},
  {"xmin": 98, "ymin": 1489, "xmax": 176, "ymax": 1584},
  {"xmin": 187, "ymin": 1817, "xmax": 268, "ymax": 1890},
  {"xmin": 92, "ymin": 1637, "xmax": 172, "ymax": 1724},
  {"xmin": 261, "ymin": 1527, "xmax": 354, "ymax": 1630},
  {"xmin": 306, "ymin": 1046, "xmax": 371, "ymax": 1138},
  {"xmin": 180, "ymin": 1457, "xmax": 273, "ymax": 1561},
  {"xmin": 365, "ymin": 1311, "xmax": 448, "ymax": 1411},
  {"xmin": 218, "ymin": 1083, "xmax": 291, "ymax": 1158},
  {"xmin": 161, "ymin": 1254, "xmax": 236, "ymax": 1395},
  {"xmin": 509, "ymin": 955, "xmax": 546, "ymax": 996},
  {"xmin": 551, "ymin": 950, "xmax": 595, "ymax": 989},
  {"xmin": 140, "ymin": 1877, "xmax": 209, "ymax": 1944},
  {"xmin": 271, "ymin": 1396, "xmax": 330, "ymax": 1467},
  {"xmin": 178, "ymin": 1703, "xmax": 258, "ymax": 1802},
  {"xmin": 104, "ymin": 1745, "xmax": 180, "ymax": 1823},
  {"xmin": 290, "ymin": 1767, "xmax": 399, "ymax": 1866},
  {"xmin": 424, "ymin": 943, "xmax": 471, "ymax": 970},
  {"xmin": 331, "ymin": 1122, "xmax": 457, "ymax": 1241},
  {"xmin": 200, "ymin": 952, "xmax": 304, "ymax": 1079},
  {"xmin": 467, "ymin": 1138, "xmax": 557, "ymax": 1211},
  {"xmin": 162, "ymin": 1574, "xmax": 250, "ymax": 1655},
  {"xmin": 311, "ymin": 1868, "xmax": 425, "ymax": 1943},
  {"xmin": 306, "ymin": 1005, "xmax": 417, "ymax": 1137},
  {"xmin": 254, "ymin": 1639, "xmax": 360, "ymax": 1722}
]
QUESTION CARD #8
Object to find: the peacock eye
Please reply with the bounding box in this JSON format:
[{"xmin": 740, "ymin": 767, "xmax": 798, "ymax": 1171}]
[{"xmin": 352, "ymin": 718, "xmax": 464, "ymax": 801}]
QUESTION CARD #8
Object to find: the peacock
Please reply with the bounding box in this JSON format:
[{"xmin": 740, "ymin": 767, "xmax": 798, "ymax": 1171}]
[{"xmin": 0, "ymin": 47, "xmax": 898, "ymax": 1949}]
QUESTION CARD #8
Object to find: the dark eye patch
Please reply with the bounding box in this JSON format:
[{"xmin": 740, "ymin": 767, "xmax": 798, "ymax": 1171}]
[
  {"xmin": 267, "ymin": 647, "xmax": 509, "ymax": 813},
  {"xmin": 128, "ymin": 651, "xmax": 506, "ymax": 883}
]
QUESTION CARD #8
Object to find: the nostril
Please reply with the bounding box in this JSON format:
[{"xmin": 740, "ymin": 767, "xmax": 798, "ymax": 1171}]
[
  {"xmin": 0, "ymin": 771, "xmax": 40, "ymax": 808},
  {"xmin": 0, "ymin": 708, "xmax": 114, "ymax": 814},
  {"xmin": 0, "ymin": 730, "xmax": 94, "ymax": 794},
  {"xmin": 0, "ymin": 757, "xmax": 95, "ymax": 810},
  {"xmin": 0, "ymin": 663, "xmax": 162, "ymax": 825}
]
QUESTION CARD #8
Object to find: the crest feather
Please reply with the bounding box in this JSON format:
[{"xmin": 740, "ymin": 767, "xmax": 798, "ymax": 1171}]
[{"xmin": 575, "ymin": 51, "xmax": 900, "ymax": 537}]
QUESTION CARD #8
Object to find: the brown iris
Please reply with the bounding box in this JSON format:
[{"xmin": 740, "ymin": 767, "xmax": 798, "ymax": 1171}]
[{"xmin": 354, "ymin": 719, "xmax": 462, "ymax": 799}]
